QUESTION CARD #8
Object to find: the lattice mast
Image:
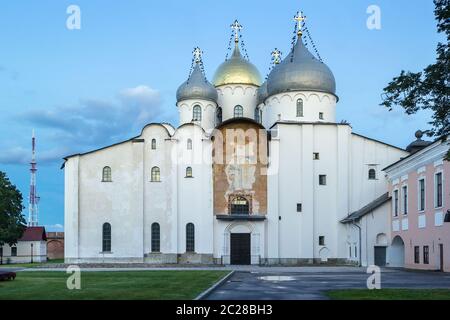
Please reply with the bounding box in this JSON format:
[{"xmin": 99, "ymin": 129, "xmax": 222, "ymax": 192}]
[{"xmin": 28, "ymin": 130, "xmax": 39, "ymax": 226}]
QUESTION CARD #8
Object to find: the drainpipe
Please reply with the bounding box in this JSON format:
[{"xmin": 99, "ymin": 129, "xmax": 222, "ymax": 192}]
[{"xmin": 351, "ymin": 219, "xmax": 362, "ymax": 267}]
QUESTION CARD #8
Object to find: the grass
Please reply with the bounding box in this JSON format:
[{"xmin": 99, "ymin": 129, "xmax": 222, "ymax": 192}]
[
  {"xmin": 326, "ymin": 289, "xmax": 450, "ymax": 300},
  {"xmin": 0, "ymin": 270, "xmax": 229, "ymax": 300},
  {"xmin": 0, "ymin": 259, "xmax": 64, "ymax": 268}
]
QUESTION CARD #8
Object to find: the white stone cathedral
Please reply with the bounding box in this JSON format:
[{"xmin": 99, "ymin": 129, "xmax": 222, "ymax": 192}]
[{"xmin": 64, "ymin": 14, "xmax": 408, "ymax": 266}]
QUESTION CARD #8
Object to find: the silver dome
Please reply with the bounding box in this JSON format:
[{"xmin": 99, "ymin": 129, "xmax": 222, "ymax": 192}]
[
  {"xmin": 256, "ymin": 81, "xmax": 268, "ymax": 105},
  {"xmin": 176, "ymin": 63, "xmax": 218, "ymax": 103},
  {"xmin": 267, "ymin": 38, "xmax": 336, "ymax": 97}
]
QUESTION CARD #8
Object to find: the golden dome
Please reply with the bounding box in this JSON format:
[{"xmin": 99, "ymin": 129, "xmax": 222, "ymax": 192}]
[{"xmin": 212, "ymin": 44, "xmax": 262, "ymax": 87}]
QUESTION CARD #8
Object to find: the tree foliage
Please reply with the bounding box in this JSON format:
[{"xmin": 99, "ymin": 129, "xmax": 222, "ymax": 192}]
[
  {"xmin": 0, "ymin": 171, "xmax": 26, "ymax": 247},
  {"xmin": 381, "ymin": 0, "xmax": 449, "ymax": 158}
]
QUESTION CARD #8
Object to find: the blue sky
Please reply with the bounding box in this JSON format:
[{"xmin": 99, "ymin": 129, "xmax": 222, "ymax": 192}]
[{"xmin": 0, "ymin": 0, "xmax": 441, "ymax": 230}]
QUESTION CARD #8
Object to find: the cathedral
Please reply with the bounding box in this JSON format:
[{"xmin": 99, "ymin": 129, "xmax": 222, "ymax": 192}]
[{"xmin": 63, "ymin": 14, "xmax": 408, "ymax": 265}]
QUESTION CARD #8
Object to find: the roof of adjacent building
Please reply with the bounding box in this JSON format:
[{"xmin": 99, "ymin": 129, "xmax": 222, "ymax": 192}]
[
  {"xmin": 19, "ymin": 226, "xmax": 47, "ymax": 241},
  {"xmin": 340, "ymin": 192, "xmax": 390, "ymax": 223}
]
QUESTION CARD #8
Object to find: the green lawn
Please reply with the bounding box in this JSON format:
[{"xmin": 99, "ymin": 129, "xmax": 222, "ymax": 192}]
[
  {"xmin": 0, "ymin": 259, "xmax": 64, "ymax": 268},
  {"xmin": 0, "ymin": 271, "xmax": 229, "ymax": 300},
  {"xmin": 326, "ymin": 289, "xmax": 450, "ymax": 300}
]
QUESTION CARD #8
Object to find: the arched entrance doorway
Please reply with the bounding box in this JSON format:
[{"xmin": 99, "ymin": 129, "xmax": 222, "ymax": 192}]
[
  {"xmin": 389, "ymin": 235, "xmax": 405, "ymax": 267},
  {"xmin": 226, "ymin": 223, "xmax": 253, "ymax": 265}
]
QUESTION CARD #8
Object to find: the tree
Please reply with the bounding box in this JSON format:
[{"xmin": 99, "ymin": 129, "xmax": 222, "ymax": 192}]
[
  {"xmin": 0, "ymin": 171, "xmax": 26, "ymax": 248},
  {"xmin": 381, "ymin": 0, "xmax": 449, "ymax": 159}
]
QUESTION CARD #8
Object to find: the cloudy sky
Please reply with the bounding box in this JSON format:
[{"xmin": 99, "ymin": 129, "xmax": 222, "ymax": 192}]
[{"xmin": 0, "ymin": 0, "xmax": 441, "ymax": 230}]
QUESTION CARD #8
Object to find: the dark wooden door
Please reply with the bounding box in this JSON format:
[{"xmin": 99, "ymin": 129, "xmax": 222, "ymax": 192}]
[
  {"xmin": 230, "ymin": 234, "xmax": 251, "ymax": 265},
  {"xmin": 374, "ymin": 246, "xmax": 386, "ymax": 266}
]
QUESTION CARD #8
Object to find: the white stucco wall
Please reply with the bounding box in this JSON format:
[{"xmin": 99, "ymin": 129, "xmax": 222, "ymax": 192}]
[{"xmin": 216, "ymin": 85, "xmax": 258, "ymax": 121}]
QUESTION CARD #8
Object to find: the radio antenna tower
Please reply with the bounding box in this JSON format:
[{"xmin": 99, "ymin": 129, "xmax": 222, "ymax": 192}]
[{"xmin": 28, "ymin": 130, "xmax": 40, "ymax": 226}]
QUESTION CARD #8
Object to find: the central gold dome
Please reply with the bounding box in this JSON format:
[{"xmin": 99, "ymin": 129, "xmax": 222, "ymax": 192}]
[{"xmin": 213, "ymin": 45, "xmax": 262, "ymax": 87}]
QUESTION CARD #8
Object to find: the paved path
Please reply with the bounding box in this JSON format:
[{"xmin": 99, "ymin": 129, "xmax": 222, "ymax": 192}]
[{"xmin": 205, "ymin": 268, "xmax": 450, "ymax": 300}]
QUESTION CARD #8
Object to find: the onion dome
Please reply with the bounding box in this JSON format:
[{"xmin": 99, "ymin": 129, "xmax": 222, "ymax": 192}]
[
  {"xmin": 256, "ymin": 81, "xmax": 268, "ymax": 105},
  {"xmin": 406, "ymin": 130, "xmax": 432, "ymax": 154},
  {"xmin": 267, "ymin": 35, "xmax": 336, "ymax": 97},
  {"xmin": 176, "ymin": 48, "xmax": 218, "ymax": 103}
]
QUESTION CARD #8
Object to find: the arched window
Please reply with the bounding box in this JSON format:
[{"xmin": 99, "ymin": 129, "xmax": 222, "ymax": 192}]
[
  {"xmin": 186, "ymin": 223, "xmax": 195, "ymax": 252},
  {"xmin": 187, "ymin": 139, "xmax": 192, "ymax": 150},
  {"xmin": 368, "ymin": 169, "xmax": 376, "ymax": 180},
  {"xmin": 102, "ymin": 223, "xmax": 111, "ymax": 252},
  {"xmin": 297, "ymin": 99, "xmax": 304, "ymax": 117},
  {"xmin": 151, "ymin": 166, "xmax": 160, "ymax": 182},
  {"xmin": 102, "ymin": 166, "xmax": 112, "ymax": 182},
  {"xmin": 216, "ymin": 107, "xmax": 222, "ymax": 124},
  {"xmin": 234, "ymin": 105, "xmax": 244, "ymax": 118},
  {"xmin": 151, "ymin": 223, "xmax": 160, "ymax": 252},
  {"xmin": 255, "ymin": 107, "xmax": 261, "ymax": 123},
  {"xmin": 231, "ymin": 196, "xmax": 250, "ymax": 215},
  {"xmin": 193, "ymin": 105, "xmax": 202, "ymax": 121},
  {"xmin": 186, "ymin": 167, "xmax": 193, "ymax": 178},
  {"xmin": 151, "ymin": 139, "xmax": 156, "ymax": 150}
]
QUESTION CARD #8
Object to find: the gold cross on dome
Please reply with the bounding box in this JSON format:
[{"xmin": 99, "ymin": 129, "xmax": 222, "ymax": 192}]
[
  {"xmin": 193, "ymin": 47, "xmax": 202, "ymax": 63},
  {"xmin": 294, "ymin": 11, "xmax": 306, "ymax": 36},
  {"xmin": 271, "ymin": 48, "xmax": 282, "ymax": 64},
  {"xmin": 231, "ymin": 20, "xmax": 242, "ymax": 42}
]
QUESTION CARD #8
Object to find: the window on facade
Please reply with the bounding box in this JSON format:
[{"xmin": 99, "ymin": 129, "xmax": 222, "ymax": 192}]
[
  {"xmin": 414, "ymin": 246, "xmax": 420, "ymax": 264},
  {"xmin": 423, "ymin": 246, "xmax": 429, "ymax": 264},
  {"xmin": 435, "ymin": 172, "xmax": 443, "ymax": 208},
  {"xmin": 313, "ymin": 153, "xmax": 320, "ymax": 160},
  {"xmin": 319, "ymin": 175, "xmax": 327, "ymax": 186},
  {"xmin": 393, "ymin": 190, "xmax": 399, "ymax": 217},
  {"xmin": 151, "ymin": 167, "xmax": 160, "ymax": 182},
  {"xmin": 187, "ymin": 139, "xmax": 192, "ymax": 150},
  {"xmin": 102, "ymin": 166, "xmax": 112, "ymax": 182},
  {"xmin": 297, "ymin": 203, "xmax": 302, "ymax": 212},
  {"xmin": 296, "ymin": 99, "xmax": 304, "ymax": 117},
  {"xmin": 354, "ymin": 246, "xmax": 358, "ymax": 258},
  {"xmin": 151, "ymin": 223, "xmax": 160, "ymax": 253},
  {"xmin": 349, "ymin": 246, "xmax": 352, "ymax": 258},
  {"xmin": 368, "ymin": 169, "xmax": 376, "ymax": 180},
  {"xmin": 102, "ymin": 223, "xmax": 111, "ymax": 252},
  {"xmin": 230, "ymin": 196, "xmax": 250, "ymax": 215},
  {"xmin": 255, "ymin": 107, "xmax": 261, "ymax": 123},
  {"xmin": 319, "ymin": 236, "xmax": 325, "ymax": 246},
  {"xmin": 193, "ymin": 105, "xmax": 202, "ymax": 121},
  {"xmin": 11, "ymin": 246, "xmax": 17, "ymax": 257},
  {"xmin": 234, "ymin": 105, "xmax": 244, "ymax": 118},
  {"xmin": 186, "ymin": 223, "xmax": 195, "ymax": 252},
  {"xmin": 186, "ymin": 167, "xmax": 193, "ymax": 178},
  {"xmin": 419, "ymin": 179, "xmax": 425, "ymax": 211},
  {"xmin": 216, "ymin": 107, "xmax": 222, "ymax": 124},
  {"xmin": 402, "ymin": 185, "xmax": 408, "ymax": 215},
  {"xmin": 151, "ymin": 139, "xmax": 156, "ymax": 150},
  {"xmin": 319, "ymin": 112, "xmax": 324, "ymax": 120}
]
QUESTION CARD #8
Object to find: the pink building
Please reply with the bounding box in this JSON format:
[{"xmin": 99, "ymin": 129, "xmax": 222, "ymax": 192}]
[{"xmin": 384, "ymin": 134, "xmax": 450, "ymax": 272}]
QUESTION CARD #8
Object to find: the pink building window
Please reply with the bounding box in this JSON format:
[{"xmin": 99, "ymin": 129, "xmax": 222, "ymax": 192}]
[
  {"xmin": 393, "ymin": 189, "xmax": 399, "ymax": 217},
  {"xmin": 435, "ymin": 172, "xmax": 443, "ymax": 208},
  {"xmin": 418, "ymin": 179, "xmax": 425, "ymax": 211},
  {"xmin": 402, "ymin": 185, "xmax": 408, "ymax": 215}
]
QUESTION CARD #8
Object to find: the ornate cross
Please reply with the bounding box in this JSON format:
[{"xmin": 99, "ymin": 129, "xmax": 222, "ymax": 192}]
[
  {"xmin": 294, "ymin": 11, "xmax": 306, "ymax": 36},
  {"xmin": 231, "ymin": 20, "xmax": 242, "ymax": 42},
  {"xmin": 271, "ymin": 48, "xmax": 282, "ymax": 64},
  {"xmin": 193, "ymin": 47, "xmax": 202, "ymax": 63}
]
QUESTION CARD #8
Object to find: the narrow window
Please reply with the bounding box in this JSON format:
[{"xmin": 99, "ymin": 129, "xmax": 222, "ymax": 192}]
[
  {"xmin": 102, "ymin": 223, "xmax": 111, "ymax": 252},
  {"xmin": 319, "ymin": 175, "xmax": 327, "ymax": 186},
  {"xmin": 151, "ymin": 167, "xmax": 161, "ymax": 182},
  {"xmin": 186, "ymin": 223, "xmax": 195, "ymax": 252},
  {"xmin": 296, "ymin": 99, "xmax": 304, "ymax": 117},
  {"xmin": 216, "ymin": 107, "xmax": 222, "ymax": 124},
  {"xmin": 297, "ymin": 203, "xmax": 302, "ymax": 212},
  {"xmin": 393, "ymin": 190, "xmax": 399, "ymax": 217},
  {"xmin": 255, "ymin": 107, "xmax": 261, "ymax": 123},
  {"xmin": 402, "ymin": 185, "xmax": 408, "ymax": 215},
  {"xmin": 319, "ymin": 236, "xmax": 325, "ymax": 246},
  {"xmin": 368, "ymin": 169, "xmax": 376, "ymax": 180},
  {"xmin": 187, "ymin": 139, "xmax": 192, "ymax": 150},
  {"xmin": 423, "ymin": 246, "xmax": 429, "ymax": 264},
  {"xmin": 319, "ymin": 112, "xmax": 324, "ymax": 120},
  {"xmin": 354, "ymin": 246, "xmax": 358, "ymax": 258},
  {"xmin": 102, "ymin": 166, "xmax": 112, "ymax": 182},
  {"xmin": 349, "ymin": 246, "xmax": 352, "ymax": 258},
  {"xmin": 151, "ymin": 223, "xmax": 160, "ymax": 253},
  {"xmin": 151, "ymin": 139, "xmax": 156, "ymax": 150},
  {"xmin": 435, "ymin": 172, "xmax": 443, "ymax": 208},
  {"xmin": 186, "ymin": 167, "xmax": 193, "ymax": 178},
  {"xmin": 193, "ymin": 105, "xmax": 202, "ymax": 121},
  {"xmin": 11, "ymin": 246, "xmax": 17, "ymax": 257},
  {"xmin": 313, "ymin": 153, "xmax": 320, "ymax": 160},
  {"xmin": 230, "ymin": 196, "xmax": 250, "ymax": 215},
  {"xmin": 419, "ymin": 179, "xmax": 425, "ymax": 211},
  {"xmin": 414, "ymin": 246, "xmax": 420, "ymax": 264},
  {"xmin": 234, "ymin": 105, "xmax": 243, "ymax": 118}
]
